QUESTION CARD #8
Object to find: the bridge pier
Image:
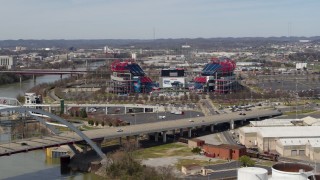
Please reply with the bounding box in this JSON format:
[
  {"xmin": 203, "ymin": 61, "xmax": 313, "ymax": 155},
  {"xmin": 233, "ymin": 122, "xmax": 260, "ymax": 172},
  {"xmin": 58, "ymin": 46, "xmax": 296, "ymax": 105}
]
[
  {"xmin": 105, "ymin": 107, "xmax": 108, "ymax": 115},
  {"xmin": 134, "ymin": 135, "xmax": 140, "ymax": 147},
  {"xmin": 230, "ymin": 120, "xmax": 235, "ymax": 130},
  {"xmin": 210, "ymin": 124, "xmax": 215, "ymax": 133},
  {"xmin": 188, "ymin": 128, "xmax": 192, "ymax": 138},
  {"xmin": 172, "ymin": 129, "xmax": 176, "ymax": 141},
  {"xmin": 33, "ymin": 74, "xmax": 36, "ymax": 82},
  {"xmin": 180, "ymin": 128, "xmax": 184, "ymax": 137},
  {"xmin": 19, "ymin": 75, "xmax": 22, "ymax": 87},
  {"xmin": 154, "ymin": 132, "xmax": 159, "ymax": 142},
  {"xmin": 162, "ymin": 131, "xmax": 167, "ymax": 143},
  {"xmin": 240, "ymin": 120, "xmax": 244, "ymax": 126},
  {"xmin": 60, "ymin": 74, "xmax": 63, "ymax": 81}
]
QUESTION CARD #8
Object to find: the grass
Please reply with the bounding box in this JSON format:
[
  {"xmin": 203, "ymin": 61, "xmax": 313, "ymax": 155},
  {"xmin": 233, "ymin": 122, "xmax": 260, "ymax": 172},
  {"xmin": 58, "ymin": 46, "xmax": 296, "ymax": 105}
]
[
  {"xmin": 255, "ymin": 160, "xmax": 275, "ymax": 167},
  {"xmin": 175, "ymin": 159, "xmax": 227, "ymax": 169},
  {"xmin": 133, "ymin": 143, "xmax": 194, "ymax": 159}
]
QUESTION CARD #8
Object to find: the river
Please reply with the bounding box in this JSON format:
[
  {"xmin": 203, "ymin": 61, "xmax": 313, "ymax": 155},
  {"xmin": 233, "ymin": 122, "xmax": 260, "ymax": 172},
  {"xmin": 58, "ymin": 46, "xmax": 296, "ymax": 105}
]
[{"xmin": 0, "ymin": 72, "xmax": 102, "ymax": 179}]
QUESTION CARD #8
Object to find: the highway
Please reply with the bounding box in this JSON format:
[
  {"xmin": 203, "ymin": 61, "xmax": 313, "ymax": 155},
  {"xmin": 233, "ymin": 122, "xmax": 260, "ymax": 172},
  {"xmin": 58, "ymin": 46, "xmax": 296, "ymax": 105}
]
[{"xmin": 0, "ymin": 109, "xmax": 281, "ymax": 157}]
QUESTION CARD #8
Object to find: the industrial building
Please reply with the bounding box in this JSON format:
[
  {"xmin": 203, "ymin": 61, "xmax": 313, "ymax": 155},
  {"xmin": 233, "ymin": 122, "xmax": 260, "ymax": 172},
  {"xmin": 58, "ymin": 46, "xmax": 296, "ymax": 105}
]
[
  {"xmin": 193, "ymin": 57, "xmax": 240, "ymax": 93},
  {"xmin": 239, "ymin": 126, "xmax": 320, "ymax": 161},
  {"xmin": 107, "ymin": 60, "xmax": 154, "ymax": 94}
]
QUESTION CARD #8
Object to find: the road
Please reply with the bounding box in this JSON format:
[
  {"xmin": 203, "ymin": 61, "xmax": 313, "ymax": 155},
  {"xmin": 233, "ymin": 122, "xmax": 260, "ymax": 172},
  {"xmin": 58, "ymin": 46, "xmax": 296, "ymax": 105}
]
[
  {"xmin": 222, "ymin": 131, "xmax": 237, "ymax": 145},
  {"xmin": 0, "ymin": 108, "xmax": 282, "ymax": 157}
]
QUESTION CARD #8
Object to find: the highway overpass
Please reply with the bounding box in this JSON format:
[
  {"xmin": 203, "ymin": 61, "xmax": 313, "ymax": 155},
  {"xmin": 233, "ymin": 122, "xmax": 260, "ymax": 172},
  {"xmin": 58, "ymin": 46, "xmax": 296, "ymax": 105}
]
[{"xmin": 0, "ymin": 107, "xmax": 281, "ymax": 158}]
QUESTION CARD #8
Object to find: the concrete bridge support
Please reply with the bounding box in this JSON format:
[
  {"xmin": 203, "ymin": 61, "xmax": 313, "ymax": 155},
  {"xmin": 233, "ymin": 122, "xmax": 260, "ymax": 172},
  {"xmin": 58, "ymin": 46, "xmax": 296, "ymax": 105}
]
[
  {"xmin": 230, "ymin": 120, "xmax": 235, "ymax": 130},
  {"xmin": 210, "ymin": 124, "xmax": 214, "ymax": 133},
  {"xmin": 162, "ymin": 131, "xmax": 167, "ymax": 143},
  {"xmin": 172, "ymin": 129, "xmax": 176, "ymax": 141},
  {"xmin": 188, "ymin": 128, "xmax": 192, "ymax": 138},
  {"xmin": 154, "ymin": 132, "xmax": 159, "ymax": 142},
  {"xmin": 240, "ymin": 120, "xmax": 244, "ymax": 126},
  {"xmin": 134, "ymin": 135, "xmax": 140, "ymax": 147},
  {"xmin": 180, "ymin": 128, "xmax": 184, "ymax": 137},
  {"xmin": 33, "ymin": 74, "xmax": 36, "ymax": 82},
  {"xmin": 105, "ymin": 107, "xmax": 108, "ymax": 115}
]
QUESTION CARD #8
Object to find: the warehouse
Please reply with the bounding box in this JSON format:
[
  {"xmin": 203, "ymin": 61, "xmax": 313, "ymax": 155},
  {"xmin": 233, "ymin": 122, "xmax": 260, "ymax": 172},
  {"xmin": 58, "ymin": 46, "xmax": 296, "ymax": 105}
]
[{"xmin": 239, "ymin": 126, "xmax": 320, "ymax": 152}]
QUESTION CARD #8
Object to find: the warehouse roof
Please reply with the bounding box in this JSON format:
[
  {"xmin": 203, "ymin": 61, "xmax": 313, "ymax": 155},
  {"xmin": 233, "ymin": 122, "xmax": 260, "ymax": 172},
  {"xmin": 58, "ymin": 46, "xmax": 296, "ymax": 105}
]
[
  {"xmin": 278, "ymin": 138, "xmax": 320, "ymax": 146},
  {"xmin": 258, "ymin": 126, "xmax": 320, "ymax": 138},
  {"xmin": 249, "ymin": 118, "xmax": 295, "ymax": 127}
]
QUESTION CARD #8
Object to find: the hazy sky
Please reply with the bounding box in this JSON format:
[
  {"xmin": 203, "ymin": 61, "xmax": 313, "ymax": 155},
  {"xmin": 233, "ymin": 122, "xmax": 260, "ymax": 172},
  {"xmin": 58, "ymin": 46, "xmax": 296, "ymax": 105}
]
[{"xmin": 0, "ymin": 0, "xmax": 319, "ymax": 39}]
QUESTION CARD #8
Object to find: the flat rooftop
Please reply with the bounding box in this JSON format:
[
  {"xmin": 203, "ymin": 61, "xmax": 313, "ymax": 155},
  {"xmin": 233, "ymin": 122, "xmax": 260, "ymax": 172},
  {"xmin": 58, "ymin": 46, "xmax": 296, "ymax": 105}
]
[{"xmin": 258, "ymin": 126, "xmax": 320, "ymax": 138}]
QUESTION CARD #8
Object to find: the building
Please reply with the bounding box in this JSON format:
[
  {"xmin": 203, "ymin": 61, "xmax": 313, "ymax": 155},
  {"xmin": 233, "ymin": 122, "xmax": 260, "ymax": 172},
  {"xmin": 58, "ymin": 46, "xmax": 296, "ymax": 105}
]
[
  {"xmin": 188, "ymin": 139, "xmax": 205, "ymax": 149},
  {"xmin": 193, "ymin": 57, "xmax": 240, "ymax": 93},
  {"xmin": 0, "ymin": 56, "xmax": 16, "ymax": 69},
  {"xmin": 24, "ymin": 93, "xmax": 42, "ymax": 105},
  {"xmin": 159, "ymin": 68, "xmax": 185, "ymax": 88},
  {"xmin": 239, "ymin": 126, "xmax": 320, "ymax": 161},
  {"xmin": 181, "ymin": 164, "xmax": 203, "ymax": 175},
  {"xmin": 108, "ymin": 60, "xmax": 154, "ymax": 94},
  {"xmin": 203, "ymin": 144, "xmax": 246, "ymax": 160}
]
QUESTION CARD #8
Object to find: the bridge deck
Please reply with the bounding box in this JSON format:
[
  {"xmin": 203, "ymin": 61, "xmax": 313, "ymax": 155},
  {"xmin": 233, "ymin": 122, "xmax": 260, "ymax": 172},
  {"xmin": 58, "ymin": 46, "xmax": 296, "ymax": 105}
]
[{"xmin": 0, "ymin": 109, "xmax": 281, "ymax": 156}]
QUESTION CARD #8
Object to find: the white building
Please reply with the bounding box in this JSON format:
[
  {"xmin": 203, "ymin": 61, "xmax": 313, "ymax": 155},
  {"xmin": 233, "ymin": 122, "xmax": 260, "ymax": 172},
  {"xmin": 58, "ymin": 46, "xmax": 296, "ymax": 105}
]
[
  {"xmin": 0, "ymin": 56, "xmax": 15, "ymax": 69},
  {"xmin": 25, "ymin": 93, "xmax": 41, "ymax": 105}
]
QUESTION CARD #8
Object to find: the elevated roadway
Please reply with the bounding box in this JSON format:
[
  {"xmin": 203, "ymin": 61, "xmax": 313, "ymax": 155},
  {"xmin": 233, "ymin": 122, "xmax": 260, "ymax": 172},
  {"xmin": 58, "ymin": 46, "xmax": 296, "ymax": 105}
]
[{"xmin": 0, "ymin": 109, "xmax": 281, "ymax": 157}]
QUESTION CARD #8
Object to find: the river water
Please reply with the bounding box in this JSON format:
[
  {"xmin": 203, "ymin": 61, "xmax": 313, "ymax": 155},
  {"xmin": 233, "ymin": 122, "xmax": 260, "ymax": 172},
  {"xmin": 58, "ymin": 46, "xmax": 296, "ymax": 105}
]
[{"xmin": 0, "ymin": 73, "xmax": 102, "ymax": 179}]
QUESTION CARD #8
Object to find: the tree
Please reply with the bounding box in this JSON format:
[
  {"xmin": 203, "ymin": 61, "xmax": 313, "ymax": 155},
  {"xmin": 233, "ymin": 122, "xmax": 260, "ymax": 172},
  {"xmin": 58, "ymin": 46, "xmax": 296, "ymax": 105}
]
[
  {"xmin": 101, "ymin": 121, "xmax": 105, "ymax": 127},
  {"xmin": 79, "ymin": 108, "xmax": 87, "ymax": 118},
  {"xmin": 239, "ymin": 155, "xmax": 255, "ymax": 167}
]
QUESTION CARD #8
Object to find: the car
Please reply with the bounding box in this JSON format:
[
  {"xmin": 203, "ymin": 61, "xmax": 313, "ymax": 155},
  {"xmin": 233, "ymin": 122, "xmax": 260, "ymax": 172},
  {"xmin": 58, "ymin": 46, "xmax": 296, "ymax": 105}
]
[
  {"xmin": 116, "ymin": 129, "xmax": 123, "ymax": 132},
  {"xmin": 189, "ymin": 119, "xmax": 194, "ymax": 122},
  {"xmin": 197, "ymin": 114, "xmax": 200, "ymax": 117},
  {"xmin": 239, "ymin": 113, "xmax": 243, "ymax": 115},
  {"xmin": 21, "ymin": 142, "xmax": 28, "ymax": 146}
]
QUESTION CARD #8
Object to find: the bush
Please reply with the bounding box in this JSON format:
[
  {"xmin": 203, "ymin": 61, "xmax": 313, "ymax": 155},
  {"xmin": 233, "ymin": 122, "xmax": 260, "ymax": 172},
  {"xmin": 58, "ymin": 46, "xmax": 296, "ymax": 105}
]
[
  {"xmin": 88, "ymin": 120, "xmax": 94, "ymax": 126},
  {"xmin": 239, "ymin": 155, "xmax": 255, "ymax": 167},
  {"xmin": 95, "ymin": 121, "xmax": 99, "ymax": 126},
  {"xmin": 101, "ymin": 121, "xmax": 105, "ymax": 127},
  {"xmin": 191, "ymin": 147, "xmax": 202, "ymax": 154}
]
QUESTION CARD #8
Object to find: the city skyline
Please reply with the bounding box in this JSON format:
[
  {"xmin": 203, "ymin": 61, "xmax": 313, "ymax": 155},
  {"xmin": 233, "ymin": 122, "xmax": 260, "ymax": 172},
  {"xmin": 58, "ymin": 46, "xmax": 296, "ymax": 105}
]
[{"xmin": 0, "ymin": 0, "xmax": 319, "ymax": 40}]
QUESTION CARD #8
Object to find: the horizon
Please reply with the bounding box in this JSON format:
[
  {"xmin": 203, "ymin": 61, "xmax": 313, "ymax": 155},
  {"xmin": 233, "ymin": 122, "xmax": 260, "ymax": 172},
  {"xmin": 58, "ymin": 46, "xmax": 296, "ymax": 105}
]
[
  {"xmin": 0, "ymin": 35, "xmax": 319, "ymax": 41},
  {"xmin": 0, "ymin": 0, "xmax": 319, "ymax": 40}
]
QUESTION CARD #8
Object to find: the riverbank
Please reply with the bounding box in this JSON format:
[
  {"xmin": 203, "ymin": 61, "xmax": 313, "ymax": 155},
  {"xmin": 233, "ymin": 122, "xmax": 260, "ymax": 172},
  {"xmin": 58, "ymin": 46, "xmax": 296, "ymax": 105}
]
[{"xmin": 0, "ymin": 73, "xmax": 30, "ymax": 86}]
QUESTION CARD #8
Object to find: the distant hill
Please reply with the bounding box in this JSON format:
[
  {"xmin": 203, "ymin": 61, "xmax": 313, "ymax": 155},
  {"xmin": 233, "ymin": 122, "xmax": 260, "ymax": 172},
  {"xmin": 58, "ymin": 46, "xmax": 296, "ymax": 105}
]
[{"xmin": 0, "ymin": 36, "xmax": 320, "ymax": 49}]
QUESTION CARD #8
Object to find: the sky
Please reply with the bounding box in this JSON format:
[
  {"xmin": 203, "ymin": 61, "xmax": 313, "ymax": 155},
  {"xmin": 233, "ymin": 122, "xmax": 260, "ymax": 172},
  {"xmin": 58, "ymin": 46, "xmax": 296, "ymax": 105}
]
[{"xmin": 0, "ymin": 0, "xmax": 319, "ymax": 39}]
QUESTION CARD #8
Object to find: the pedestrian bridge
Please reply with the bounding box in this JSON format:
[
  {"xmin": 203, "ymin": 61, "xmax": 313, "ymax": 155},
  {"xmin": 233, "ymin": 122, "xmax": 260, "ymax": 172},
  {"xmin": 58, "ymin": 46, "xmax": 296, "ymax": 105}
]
[{"xmin": 0, "ymin": 106, "xmax": 281, "ymax": 159}]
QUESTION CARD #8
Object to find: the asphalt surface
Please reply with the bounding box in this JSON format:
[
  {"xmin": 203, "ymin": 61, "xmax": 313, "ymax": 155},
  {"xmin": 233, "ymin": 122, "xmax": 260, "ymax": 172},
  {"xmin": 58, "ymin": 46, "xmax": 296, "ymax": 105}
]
[
  {"xmin": 257, "ymin": 80, "xmax": 319, "ymax": 92},
  {"xmin": 0, "ymin": 109, "xmax": 281, "ymax": 156},
  {"xmin": 111, "ymin": 111, "xmax": 205, "ymax": 125},
  {"xmin": 222, "ymin": 131, "xmax": 238, "ymax": 145}
]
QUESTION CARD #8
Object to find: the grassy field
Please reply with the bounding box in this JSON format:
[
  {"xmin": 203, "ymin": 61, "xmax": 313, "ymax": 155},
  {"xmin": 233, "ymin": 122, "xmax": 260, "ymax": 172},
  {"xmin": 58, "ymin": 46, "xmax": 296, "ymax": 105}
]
[
  {"xmin": 175, "ymin": 159, "xmax": 226, "ymax": 169},
  {"xmin": 133, "ymin": 143, "xmax": 194, "ymax": 159}
]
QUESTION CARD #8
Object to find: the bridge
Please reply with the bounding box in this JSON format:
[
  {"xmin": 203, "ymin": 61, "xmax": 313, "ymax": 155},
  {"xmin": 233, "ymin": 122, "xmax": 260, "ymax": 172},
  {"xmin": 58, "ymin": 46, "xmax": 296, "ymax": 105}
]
[
  {"xmin": 0, "ymin": 69, "xmax": 89, "ymax": 75},
  {"xmin": 0, "ymin": 106, "xmax": 281, "ymax": 159}
]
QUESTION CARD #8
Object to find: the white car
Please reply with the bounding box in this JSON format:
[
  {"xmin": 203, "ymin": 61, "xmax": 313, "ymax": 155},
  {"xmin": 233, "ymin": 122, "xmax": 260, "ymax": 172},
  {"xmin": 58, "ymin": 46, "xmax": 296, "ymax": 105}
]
[
  {"xmin": 116, "ymin": 129, "xmax": 123, "ymax": 132},
  {"xmin": 189, "ymin": 119, "xmax": 194, "ymax": 122}
]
